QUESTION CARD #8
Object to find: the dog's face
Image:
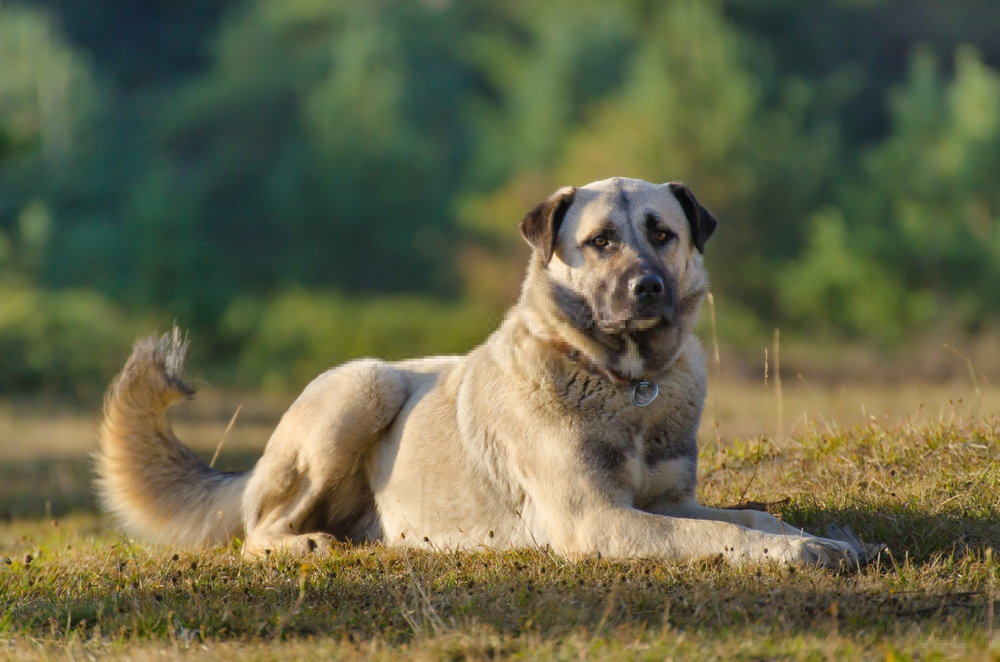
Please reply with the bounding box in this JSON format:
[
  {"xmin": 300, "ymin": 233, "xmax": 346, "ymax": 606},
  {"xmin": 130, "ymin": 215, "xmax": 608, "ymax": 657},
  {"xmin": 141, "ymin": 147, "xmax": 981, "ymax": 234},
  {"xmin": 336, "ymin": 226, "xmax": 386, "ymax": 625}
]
[{"xmin": 519, "ymin": 177, "xmax": 716, "ymax": 377}]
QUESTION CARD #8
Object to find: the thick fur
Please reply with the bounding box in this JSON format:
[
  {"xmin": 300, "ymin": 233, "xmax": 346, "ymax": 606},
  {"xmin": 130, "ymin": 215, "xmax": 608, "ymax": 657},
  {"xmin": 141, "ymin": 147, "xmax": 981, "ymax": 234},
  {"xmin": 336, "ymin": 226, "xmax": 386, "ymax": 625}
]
[
  {"xmin": 95, "ymin": 177, "xmax": 859, "ymax": 568},
  {"xmin": 95, "ymin": 328, "xmax": 248, "ymax": 546}
]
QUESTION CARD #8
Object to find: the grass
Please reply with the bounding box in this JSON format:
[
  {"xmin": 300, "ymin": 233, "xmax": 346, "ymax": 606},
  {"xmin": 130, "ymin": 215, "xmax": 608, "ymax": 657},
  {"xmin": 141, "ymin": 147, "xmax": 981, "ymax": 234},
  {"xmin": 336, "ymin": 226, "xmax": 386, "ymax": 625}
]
[{"xmin": 1, "ymin": 381, "xmax": 999, "ymax": 659}]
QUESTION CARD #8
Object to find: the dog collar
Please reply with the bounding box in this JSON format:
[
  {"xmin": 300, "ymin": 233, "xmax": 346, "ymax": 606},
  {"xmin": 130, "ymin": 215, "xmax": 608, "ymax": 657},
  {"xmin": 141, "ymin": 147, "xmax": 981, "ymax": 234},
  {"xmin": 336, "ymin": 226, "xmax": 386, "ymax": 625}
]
[{"xmin": 546, "ymin": 336, "xmax": 659, "ymax": 407}]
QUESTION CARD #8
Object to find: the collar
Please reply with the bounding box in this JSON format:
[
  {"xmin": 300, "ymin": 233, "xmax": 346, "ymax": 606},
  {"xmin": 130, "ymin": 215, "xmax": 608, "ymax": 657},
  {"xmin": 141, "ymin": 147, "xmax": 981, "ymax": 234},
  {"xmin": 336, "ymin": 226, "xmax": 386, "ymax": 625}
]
[
  {"xmin": 544, "ymin": 333, "xmax": 661, "ymax": 407},
  {"xmin": 546, "ymin": 335, "xmax": 631, "ymax": 387}
]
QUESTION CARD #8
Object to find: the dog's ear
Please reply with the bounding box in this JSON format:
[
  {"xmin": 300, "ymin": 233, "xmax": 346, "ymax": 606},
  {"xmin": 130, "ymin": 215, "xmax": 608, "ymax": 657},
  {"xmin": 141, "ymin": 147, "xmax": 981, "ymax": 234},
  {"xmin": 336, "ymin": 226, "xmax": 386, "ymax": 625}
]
[
  {"xmin": 518, "ymin": 186, "xmax": 576, "ymax": 264},
  {"xmin": 668, "ymin": 182, "xmax": 717, "ymax": 254}
]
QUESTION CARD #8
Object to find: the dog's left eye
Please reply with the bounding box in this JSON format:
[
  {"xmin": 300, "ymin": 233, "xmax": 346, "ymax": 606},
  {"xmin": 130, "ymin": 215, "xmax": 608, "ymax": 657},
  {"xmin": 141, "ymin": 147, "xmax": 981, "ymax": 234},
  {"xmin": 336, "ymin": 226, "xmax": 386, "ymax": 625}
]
[{"xmin": 653, "ymin": 229, "xmax": 674, "ymax": 245}]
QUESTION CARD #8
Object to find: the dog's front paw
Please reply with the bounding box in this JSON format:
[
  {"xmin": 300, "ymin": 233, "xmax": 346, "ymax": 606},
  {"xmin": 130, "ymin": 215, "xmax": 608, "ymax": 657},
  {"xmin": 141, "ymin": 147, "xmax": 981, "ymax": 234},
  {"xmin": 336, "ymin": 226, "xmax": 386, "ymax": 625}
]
[{"xmin": 779, "ymin": 536, "xmax": 859, "ymax": 570}]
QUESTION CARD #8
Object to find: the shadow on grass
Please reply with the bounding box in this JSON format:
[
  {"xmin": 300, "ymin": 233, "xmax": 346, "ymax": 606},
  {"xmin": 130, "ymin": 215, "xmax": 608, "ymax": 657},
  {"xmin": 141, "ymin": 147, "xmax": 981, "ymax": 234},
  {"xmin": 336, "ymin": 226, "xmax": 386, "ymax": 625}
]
[
  {"xmin": 2, "ymin": 482, "xmax": 996, "ymax": 648},
  {"xmin": 781, "ymin": 503, "xmax": 1000, "ymax": 565},
  {"xmin": 2, "ymin": 546, "xmax": 993, "ymax": 646},
  {"xmin": 0, "ymin": 449, "xmax": 262, "ymax": 520}
]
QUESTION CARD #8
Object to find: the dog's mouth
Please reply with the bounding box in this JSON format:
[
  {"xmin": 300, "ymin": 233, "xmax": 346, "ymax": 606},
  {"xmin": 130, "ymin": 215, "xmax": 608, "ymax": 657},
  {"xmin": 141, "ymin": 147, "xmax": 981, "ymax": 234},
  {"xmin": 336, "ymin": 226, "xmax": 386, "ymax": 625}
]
[
  {"xmin": 551, "ymin": 283, "xmax": 679, "ymax": 349},
  {"xmin": 628, "ymin": 314, "xmax": 670, "ymax": 332},
  {"xmin": 601, "ymin": 305, "xmax": 676, "ymax": 336},
  {"xmin": 596, "ymin": 289, "xmax": 679, "ymax": 336}
]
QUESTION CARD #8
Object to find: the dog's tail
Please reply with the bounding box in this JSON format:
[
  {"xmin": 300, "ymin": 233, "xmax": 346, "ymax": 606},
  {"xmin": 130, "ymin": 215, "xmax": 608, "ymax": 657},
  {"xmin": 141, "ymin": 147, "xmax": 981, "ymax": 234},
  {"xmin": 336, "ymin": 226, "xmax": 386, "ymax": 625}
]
[{"xmin": 95, "ymin": 328, "xmax": 249, "ymax": 548}]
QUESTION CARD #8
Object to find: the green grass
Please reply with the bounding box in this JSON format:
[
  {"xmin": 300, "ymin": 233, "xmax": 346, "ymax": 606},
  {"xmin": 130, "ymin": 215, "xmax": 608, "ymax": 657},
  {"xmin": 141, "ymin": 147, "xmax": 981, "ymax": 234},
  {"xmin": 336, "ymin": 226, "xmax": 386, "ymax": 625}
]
[{"xmin": 1, "ymin": 404, "xmax": 999, "ymax": 659}]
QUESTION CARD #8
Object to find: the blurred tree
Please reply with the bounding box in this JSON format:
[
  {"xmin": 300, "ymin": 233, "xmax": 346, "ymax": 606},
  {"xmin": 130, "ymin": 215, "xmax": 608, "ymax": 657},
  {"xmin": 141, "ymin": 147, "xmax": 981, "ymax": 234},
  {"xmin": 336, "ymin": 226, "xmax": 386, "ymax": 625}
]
[
  {"xmin": 100, "ymin": 0, "xmax": 488, "ymax": 329},
  {"xmin": 460, "ymin": 0, "xmax": 634, "ymax": 192},
  {"xmin": 777, "ymin": 208, "xmax": 934, "ymax": 345},
  {"xmin": 778, "ymin": 45, "xmax": 1000, "ymax": 342},
  {"xmin": 2, "ymin": 0, "xmax": 1000, "ymax": 395},
  {"xmin": 458, "ymin": 0, "xmax": 843, "ymax": 316},
  {"xmin": 0, "ymin": 3, "xmax": 102, "ymax": 274},
  {"xmin": 850, "ymin": 46, "xmax": 1000, "ymax": 331},
  {"xmin": 0, "ymin": 5, "xmax": 158, "ymax": 398},
  {"xmin": 18, "ymin": 0, "xmax": 237, "ymax": 91},
  {"xmin": 724, "ymin": 0, "xmax": 1000, "ymax": 146}
]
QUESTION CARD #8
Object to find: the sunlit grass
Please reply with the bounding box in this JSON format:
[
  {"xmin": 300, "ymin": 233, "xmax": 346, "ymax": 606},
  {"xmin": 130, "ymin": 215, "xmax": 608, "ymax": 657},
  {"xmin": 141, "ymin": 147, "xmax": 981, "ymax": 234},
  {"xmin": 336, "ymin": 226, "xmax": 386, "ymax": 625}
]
[{"xmin": 0, "ymin": 383, "xmax": 998, "ymax": 659}]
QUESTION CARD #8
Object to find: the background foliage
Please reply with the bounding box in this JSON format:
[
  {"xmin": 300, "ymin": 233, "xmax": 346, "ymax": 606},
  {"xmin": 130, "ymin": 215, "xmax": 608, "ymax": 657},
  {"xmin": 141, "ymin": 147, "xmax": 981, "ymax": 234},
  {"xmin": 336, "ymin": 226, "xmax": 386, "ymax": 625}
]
[{"xmin": 1, "ymin": 0, "xmax": 999, "ymax": 397}]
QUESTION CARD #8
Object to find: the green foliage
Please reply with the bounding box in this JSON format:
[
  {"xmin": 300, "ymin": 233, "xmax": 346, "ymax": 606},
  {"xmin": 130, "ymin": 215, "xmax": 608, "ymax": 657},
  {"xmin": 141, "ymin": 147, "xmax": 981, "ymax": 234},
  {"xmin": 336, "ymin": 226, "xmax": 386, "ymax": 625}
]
[
  {"xmin": 460, "ymin": 0, "xmax": 635, "ymax": 192},
  {"xmin": 460, "ymin": 0, "xmax": 762, "ymax": 241},
  {"xmin": 0, "ymin": 281, "xmax": 148, "ymax": 399},
  {"xmin": 778, "ymin": 208, "xmax": 935, "ymax": 345},
  {"xmin": 459, "ymin": 0, "xmax": 846, "ymax": 316},
  {"xmin": 852, "ymin": 46, "xmax": 1000, "ymax": 331},
  {"xmin": 0, "ymin": 3, "xmax": 102, "ymax": 234},
  {"xmin": 0, "ymin": 4, "xmax": 100, "ymax": 160},
  {"xmin": 221, "ymin": 290, "xmax": 502, "ymax": 391},
  {"xmin": 2, "ymin": 0, "xmax": 1000, "ymax": 394},
  {"xmin": 110, "ymin": 0, "xmax": 477, "ymax": 321}
]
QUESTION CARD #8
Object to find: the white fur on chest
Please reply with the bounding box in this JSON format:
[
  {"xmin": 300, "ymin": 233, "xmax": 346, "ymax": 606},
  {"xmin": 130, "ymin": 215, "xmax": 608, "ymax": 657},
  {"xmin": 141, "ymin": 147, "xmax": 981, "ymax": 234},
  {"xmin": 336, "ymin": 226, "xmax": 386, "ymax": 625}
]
[
  {"xmin": 625, "ymin": 432, "xmax": 696, "ymax": 507},
  {"xmin": 619, "ymin": 337, "xmax": 644, "ymax": 376}
]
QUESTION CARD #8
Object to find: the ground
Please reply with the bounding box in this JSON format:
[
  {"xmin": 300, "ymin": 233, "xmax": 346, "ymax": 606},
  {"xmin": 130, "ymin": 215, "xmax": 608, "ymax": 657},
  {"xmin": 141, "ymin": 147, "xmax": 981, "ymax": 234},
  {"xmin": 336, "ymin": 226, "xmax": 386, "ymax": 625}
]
[{"xmin": 0, "ymin": 376, "xmax": 998, "ymax": 660}]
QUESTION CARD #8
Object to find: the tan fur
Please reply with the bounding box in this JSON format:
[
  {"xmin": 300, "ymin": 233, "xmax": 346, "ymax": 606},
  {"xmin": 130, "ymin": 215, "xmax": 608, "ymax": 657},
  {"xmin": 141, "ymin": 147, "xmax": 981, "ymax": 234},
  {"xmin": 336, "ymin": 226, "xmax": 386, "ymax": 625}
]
[
  {"xmin": 94, "ymin": 329, "xmax": 247, "ymax": 546},
  {"xmin": 95, "ymin": 177, "xmax": 860, "ymax": 568}
]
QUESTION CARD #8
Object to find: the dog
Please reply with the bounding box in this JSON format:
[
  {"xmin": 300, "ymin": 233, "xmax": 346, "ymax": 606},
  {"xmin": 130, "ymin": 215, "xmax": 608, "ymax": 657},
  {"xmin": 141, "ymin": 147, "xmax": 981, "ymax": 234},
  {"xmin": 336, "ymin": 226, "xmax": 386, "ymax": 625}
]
[{"xmin": 95, "ymin": 177, "xmax": 860, "ymax": 568}]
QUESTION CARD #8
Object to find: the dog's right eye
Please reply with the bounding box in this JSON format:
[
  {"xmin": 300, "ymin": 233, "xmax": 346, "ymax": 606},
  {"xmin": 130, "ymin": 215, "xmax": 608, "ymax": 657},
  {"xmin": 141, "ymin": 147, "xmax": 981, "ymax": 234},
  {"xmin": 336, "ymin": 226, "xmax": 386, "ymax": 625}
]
[{"xmin": 591, "ymin": 236, "xmax": 609, "ymax": 248}]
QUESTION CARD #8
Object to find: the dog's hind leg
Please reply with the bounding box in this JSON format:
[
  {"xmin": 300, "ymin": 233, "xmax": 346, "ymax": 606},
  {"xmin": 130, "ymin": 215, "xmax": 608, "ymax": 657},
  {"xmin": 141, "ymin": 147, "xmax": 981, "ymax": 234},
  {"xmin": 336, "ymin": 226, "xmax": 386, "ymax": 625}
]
[{"xmin": 241, "ymin": 359, "xmax": 407, "ymax": 557}]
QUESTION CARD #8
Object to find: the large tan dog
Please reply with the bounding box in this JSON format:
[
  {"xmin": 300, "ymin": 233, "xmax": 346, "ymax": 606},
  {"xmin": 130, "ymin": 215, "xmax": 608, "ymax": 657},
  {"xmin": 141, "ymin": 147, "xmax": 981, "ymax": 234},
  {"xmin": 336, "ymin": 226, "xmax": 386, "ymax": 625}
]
[{"xmin": 96, "ymin": 177, "xmax": 859, "ymax": 568}]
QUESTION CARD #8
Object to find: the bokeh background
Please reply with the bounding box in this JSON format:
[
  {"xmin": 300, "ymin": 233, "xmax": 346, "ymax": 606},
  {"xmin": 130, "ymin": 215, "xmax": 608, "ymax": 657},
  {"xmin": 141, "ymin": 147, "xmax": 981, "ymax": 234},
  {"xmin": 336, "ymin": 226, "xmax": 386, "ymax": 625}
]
[{"xmin": 2, "ymin": 0, "xmax": 1000, "ymax": 402}]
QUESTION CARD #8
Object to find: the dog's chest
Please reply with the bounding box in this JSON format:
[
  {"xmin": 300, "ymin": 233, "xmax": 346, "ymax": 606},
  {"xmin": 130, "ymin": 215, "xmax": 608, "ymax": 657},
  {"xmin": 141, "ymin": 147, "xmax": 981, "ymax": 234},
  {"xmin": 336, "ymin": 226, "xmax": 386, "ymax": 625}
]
[
  {"xmin": 580, "ymin": 411, "xmax": 698, "ymax": 504},
  {"xmin": 631, "ymin": 422, "xmax": 697, "ymax": 502}
]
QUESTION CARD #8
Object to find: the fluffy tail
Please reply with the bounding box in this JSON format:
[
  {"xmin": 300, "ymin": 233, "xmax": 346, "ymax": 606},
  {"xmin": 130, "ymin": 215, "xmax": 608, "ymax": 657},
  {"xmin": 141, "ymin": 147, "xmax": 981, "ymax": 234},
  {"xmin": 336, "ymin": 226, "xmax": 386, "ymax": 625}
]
[{"xmin": 95, "ymin": 328, "xmax": 249, "ymax": 547}]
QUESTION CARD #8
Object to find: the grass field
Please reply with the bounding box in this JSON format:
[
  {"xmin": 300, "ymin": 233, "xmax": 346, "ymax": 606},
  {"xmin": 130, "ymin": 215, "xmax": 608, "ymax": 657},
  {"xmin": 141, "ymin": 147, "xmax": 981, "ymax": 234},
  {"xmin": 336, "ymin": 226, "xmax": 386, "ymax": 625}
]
[{"xmin": 1, "ymin": 374, "xmax": 999, "ymax": 660}]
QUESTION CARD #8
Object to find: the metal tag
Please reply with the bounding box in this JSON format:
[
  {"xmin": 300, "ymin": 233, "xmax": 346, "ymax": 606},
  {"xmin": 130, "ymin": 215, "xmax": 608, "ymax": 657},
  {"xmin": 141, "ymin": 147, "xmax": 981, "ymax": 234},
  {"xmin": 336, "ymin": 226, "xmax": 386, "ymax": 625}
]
[{"xmin": 632, "ymin": 380, "xmax": 659, "ymax": 407}]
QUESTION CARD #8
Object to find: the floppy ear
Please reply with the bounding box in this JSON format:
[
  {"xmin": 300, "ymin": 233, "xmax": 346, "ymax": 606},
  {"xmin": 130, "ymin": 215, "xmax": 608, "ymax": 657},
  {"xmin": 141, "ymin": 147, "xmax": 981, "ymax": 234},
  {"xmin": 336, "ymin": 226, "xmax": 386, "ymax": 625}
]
[
  {"xmin": 668, "ymin": 182, "xmax": 717, "ymax": 254},
  {"xmin": 518, "ymin": 186, "xmax": 576, "ymax": 264}
]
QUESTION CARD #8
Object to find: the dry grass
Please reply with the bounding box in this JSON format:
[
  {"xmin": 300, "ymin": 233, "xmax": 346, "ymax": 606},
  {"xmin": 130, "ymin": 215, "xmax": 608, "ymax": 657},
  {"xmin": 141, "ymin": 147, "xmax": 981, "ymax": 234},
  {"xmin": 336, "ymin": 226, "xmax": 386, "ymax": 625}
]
[{"xmin": 1, "ymin": 379, "xmax": 999, "ymax": 660}]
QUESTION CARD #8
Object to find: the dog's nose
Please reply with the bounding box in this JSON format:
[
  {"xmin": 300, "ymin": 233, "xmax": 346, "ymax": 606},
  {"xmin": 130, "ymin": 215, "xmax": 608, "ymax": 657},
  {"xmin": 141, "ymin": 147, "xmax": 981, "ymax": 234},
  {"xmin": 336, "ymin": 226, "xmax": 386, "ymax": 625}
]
[{"xmin": 630, "ymin": 274, "xmax": 665, "ymax": 300}]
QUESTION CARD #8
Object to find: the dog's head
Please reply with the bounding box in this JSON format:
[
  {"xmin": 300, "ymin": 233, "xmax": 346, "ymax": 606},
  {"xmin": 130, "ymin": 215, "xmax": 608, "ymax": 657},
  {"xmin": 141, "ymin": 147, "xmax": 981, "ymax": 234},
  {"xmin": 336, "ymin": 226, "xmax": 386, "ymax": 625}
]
[{"xmin": 519, "ymin": 177, "xmax": 716, "ymax": 377}]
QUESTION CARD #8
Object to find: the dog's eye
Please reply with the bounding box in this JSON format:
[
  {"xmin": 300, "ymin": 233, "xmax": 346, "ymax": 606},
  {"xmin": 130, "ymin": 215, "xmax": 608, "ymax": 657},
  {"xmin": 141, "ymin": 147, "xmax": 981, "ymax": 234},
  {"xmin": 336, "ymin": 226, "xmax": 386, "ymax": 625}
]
[
  {"xmin": 653, "ymin": 229, "xmax": 674, "ymax": 245},
  {"xmin": 591, "ymin": 236, "xmax": 609, "ymax": 248}
]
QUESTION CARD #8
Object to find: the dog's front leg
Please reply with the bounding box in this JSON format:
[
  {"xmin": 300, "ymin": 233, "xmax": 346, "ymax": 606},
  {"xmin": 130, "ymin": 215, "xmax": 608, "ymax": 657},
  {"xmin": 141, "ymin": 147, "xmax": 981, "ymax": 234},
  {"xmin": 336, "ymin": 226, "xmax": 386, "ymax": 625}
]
[
  {"xmin": 549, "ymin": 503, "xmax": 857, "ymax": 569},
  {"xmin": 649, "ymin": 498, "xmax": 812, "ymax": 537},
  {"xmin": 647, "ymin": 498, "xmax": 868, "ymax": 566}
]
